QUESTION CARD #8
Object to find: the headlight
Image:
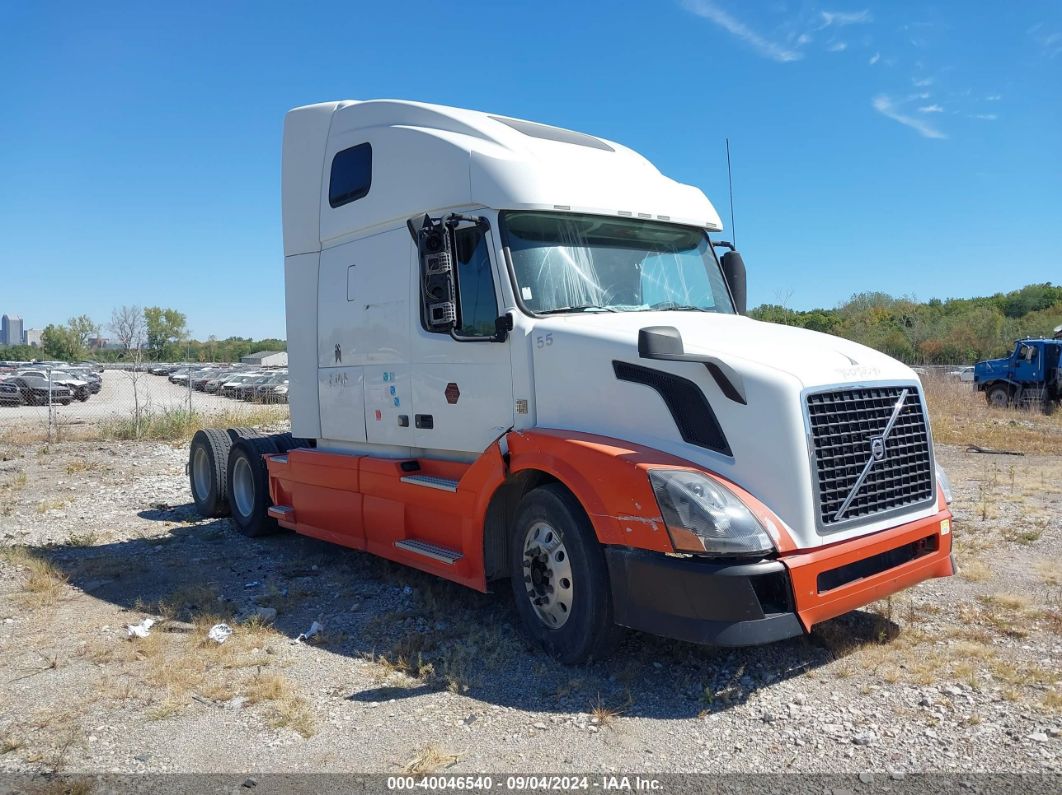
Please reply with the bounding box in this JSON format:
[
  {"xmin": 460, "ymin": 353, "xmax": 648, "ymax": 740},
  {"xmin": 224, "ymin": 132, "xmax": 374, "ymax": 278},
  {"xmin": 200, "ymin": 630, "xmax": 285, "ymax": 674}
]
[
  {"xmin": 935, "ymin": 462, "xmax": 953, "ymax": 505},
  {"xmin": 649, "ymin": 470, "xmax": 774, "ymax": 557}
]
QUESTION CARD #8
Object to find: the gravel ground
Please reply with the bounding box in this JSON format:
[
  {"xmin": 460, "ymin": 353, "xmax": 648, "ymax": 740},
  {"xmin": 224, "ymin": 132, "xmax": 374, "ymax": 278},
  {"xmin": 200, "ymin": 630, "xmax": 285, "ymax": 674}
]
[{"xmin": 0, "ymin": 437, "xmax": 1058, "ymax": 776}]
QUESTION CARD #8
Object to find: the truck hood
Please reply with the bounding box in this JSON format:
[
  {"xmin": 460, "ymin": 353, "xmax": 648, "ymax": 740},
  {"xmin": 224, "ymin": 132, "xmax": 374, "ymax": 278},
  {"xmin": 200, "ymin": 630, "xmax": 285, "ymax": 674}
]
[
  {"xmin": 528, "ymin": 311, "xmax": 933, "ymax": 550},
  {"xmin": 537, "ymin": 311, "xmax": 914, "ymax": 389},
  {"xmin": 974, "ymin": 356, "xmax": 1010, "ymax": 379}
]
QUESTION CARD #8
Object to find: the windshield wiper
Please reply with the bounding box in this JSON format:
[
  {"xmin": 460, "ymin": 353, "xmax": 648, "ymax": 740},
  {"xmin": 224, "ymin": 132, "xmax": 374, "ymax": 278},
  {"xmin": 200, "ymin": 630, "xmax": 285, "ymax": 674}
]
[
  {"xmin": 537, "ymin": 304, "xmax": 619, "ymax": 315},
  {"xmin": 643, "ymin": 302, "xmax": 712, "ymax": 312}
]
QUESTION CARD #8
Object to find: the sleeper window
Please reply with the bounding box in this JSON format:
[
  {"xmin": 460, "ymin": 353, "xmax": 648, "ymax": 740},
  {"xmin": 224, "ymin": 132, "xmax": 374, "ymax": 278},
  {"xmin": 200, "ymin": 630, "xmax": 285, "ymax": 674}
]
[{"xmin": 328, "ymin": 143, "xmax": 372, "ymax": 208}]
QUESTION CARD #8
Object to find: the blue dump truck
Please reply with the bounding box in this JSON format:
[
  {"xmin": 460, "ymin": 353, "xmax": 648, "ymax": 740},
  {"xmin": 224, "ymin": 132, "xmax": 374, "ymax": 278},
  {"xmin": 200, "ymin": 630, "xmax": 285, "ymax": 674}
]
[{"xmin": 974, "ymin": 336, "xmax": 1062, "ymax": 415}]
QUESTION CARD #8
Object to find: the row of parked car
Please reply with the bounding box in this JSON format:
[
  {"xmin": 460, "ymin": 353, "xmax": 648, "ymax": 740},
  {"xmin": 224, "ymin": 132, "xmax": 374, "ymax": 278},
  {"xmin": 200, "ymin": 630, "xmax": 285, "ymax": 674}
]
[
  {"xmin": 149, "ymin": 364, "xmax": 289, "ymax": 404},
  {"xmin": 0, "ymin": 362, "xmax": 104, "ymax": 407}
]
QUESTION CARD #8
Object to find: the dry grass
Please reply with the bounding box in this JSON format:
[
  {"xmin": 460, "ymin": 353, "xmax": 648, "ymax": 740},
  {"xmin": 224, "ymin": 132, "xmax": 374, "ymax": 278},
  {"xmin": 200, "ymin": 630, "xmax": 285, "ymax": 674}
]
[
  {"xmin": 0, "ymin": 468, "xmax": 28, "ymax": 493},
  {"xmin": 1, "ymin": 732, "xmax": 24, "ymax": 754},
  {"xmin": 958, "ymin": 558, "xmax": 992, "ymax": 583},
  {"xmin": 921, "ymin": 374, "xmax": 1062, "ymax": 454},
  {"xmin": 403, "ymin": 745, "xmax": 461, "ymax": 775},
  {"xmin": 978, "ymin": 593, "xmax": 1032, "ymax": 612},
  {"xmin": 17, "ymin": 708, "xmax": 86, "ymax": 773},
  {"xmin": 154, "ymin": 584, "xmax": 231, "ymax": 623},
  {"xmin": 98, "ymin": 405, "xmax": 288, "ymax": 442},
  {"xmin": 243, "ymin": 671, "xmax": 316, "ymax": 737},
  {"xmin": 589, "ymin": 692, "xmax": 630, "ymax": 728},
  {"xmin": 66, "ymin": 529, "xmax": 100, "ymax": 547},
  {"xmin": 1035, "ymin": 561, "xmax": 1061, "ymax": 589},
  {"xmin": 35, "ymin": 497, "xmax": 67, "ymax": 514},
  {"xmin": 78, "ymin": 608, "xmax": 307, "ymax": 734},
  {"xmin": 0, "ymin": 403, "xmax": 289, "ymax": 444},
  {"xmin": 64, "ymin": 459, "xmax": 90, "ymax": 475},
  {"xmin": 1043, "ymin": 691, "xmax": 1062, "ymax": 712},
  {"xmin": 812, "ymin": 587, "xmax": 1061, "ymax": 708},
  {"xmin": 0, "ymin": 546, "xmax": 68, "ymax": 608}
]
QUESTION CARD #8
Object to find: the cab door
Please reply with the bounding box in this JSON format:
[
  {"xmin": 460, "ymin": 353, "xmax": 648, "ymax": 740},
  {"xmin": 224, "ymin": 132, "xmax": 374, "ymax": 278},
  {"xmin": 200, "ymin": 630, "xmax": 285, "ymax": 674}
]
[
  {"xmin": 1014, "ymin": 342, "xmax": 1042, "ymax": 384},
  {"xmin": 411, "ymin": 224, "xmax": 513, "ymax": 455}
]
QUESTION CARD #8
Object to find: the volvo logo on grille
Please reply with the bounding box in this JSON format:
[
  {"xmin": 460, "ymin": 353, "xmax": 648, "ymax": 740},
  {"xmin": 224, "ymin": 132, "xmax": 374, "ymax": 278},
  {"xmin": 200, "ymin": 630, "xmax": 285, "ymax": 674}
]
[
  {"xmin": 833, "ymin": 389, "xmax": 909, "ymax": 522},
  {"xmin": 870, "ymin": 437, "xmax": 886, "ymax": 462}
]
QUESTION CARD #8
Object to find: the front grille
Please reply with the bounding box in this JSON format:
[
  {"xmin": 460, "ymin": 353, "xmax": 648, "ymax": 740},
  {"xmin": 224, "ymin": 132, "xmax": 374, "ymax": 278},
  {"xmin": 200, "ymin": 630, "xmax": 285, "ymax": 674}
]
[{"xmin": 807, "ymin": 386, "xmax": 934, "ymax": 529}]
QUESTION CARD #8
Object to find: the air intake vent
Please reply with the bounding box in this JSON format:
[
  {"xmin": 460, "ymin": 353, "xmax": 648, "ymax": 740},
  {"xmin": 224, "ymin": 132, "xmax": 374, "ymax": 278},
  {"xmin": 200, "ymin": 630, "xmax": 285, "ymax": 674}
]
[{"xmin": 806, "ymin": 386, "xmax": 934, "ymax": 530}]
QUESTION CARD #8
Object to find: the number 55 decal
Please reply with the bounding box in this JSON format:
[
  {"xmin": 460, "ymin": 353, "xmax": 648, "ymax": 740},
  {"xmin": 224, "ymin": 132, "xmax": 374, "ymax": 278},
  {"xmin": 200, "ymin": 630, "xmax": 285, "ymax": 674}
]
[{"xmin": 536, "ymin": 333, "xmax": 553, "ymax": 349}]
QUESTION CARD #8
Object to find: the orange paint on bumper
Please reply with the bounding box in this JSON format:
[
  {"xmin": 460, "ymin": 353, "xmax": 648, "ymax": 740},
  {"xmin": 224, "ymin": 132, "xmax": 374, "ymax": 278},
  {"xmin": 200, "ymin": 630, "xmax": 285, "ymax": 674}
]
[{"xmin": 782, "ymin": 508, "xmax": 954, "ymax": 631}]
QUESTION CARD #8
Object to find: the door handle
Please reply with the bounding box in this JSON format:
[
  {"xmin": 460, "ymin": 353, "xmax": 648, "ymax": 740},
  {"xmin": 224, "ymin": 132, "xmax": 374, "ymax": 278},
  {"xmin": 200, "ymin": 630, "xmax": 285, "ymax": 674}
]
[{"xmin": 415, "ymin": 414, "xmax": 434, "ymax": 429}]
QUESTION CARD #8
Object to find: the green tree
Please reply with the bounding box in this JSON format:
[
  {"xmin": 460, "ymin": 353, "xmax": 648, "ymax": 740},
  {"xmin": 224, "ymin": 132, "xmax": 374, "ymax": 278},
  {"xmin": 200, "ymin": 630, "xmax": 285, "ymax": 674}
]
[
  {"xmin": 67, "ymin": 314, "xmax": 100, "ymax": 351},
  {"xmin": 41, "ymin": 324, "xmax": 81, "ymax": 360},
  {"xmin": 144, "ymin": 307, "xmax": 188, "ymax": 360}
]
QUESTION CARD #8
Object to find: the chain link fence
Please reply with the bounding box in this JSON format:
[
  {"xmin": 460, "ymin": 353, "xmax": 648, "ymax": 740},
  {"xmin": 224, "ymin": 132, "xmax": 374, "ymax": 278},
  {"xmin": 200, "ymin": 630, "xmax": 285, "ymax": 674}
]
[{"xmin": 0, "ymin": 364, "xmax": 290, "ymax": 441}]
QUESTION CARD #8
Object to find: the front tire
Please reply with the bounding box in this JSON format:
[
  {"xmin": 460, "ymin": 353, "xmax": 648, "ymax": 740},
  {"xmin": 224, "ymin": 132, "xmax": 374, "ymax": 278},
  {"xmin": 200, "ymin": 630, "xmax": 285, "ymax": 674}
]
[
  {"xmin": 986, "ymin": 384, "xmax": 1011, "ymax": 408},
  {"xmin": 509, "ymin": 484, "xmax": 620, "ymax": 664}
]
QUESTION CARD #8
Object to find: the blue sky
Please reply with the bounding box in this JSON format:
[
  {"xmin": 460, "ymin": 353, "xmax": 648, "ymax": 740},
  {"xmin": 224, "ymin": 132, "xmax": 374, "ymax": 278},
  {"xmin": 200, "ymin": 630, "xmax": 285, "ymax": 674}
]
[{"xmin": 1, "ymin": 1, "xmax": 1059, "ymax": 340}]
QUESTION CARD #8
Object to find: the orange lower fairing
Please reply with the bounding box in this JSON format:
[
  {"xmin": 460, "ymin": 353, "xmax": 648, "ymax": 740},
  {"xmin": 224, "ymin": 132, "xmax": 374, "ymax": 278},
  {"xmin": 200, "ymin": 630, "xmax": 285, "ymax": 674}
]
[{"xmin": 782, "ymin": 508, "xmax": 954, "ymax": 631}]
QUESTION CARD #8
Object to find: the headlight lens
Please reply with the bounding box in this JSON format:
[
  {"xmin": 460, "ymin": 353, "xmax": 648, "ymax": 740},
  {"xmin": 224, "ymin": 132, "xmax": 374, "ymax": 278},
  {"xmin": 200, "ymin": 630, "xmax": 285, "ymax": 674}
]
[
  {"xmin": 649, "ymin": 470, "xmax": 774, "ymax": 557},
  {"xmin": 935, "ymin": 462, "xmax": 953, "ymax": 504}
]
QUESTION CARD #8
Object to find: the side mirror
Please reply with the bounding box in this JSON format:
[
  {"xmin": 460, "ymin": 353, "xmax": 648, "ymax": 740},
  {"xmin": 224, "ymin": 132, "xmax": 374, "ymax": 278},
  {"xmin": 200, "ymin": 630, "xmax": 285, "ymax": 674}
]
[
  {"xmin": 493, "ymin": 313, "xmax": 514, "ymax": 342},
  {"xmin": 720, "ymin": 251, "xmax": 747, "ymax": 315},
  {"xmin": 415, "ymin": 215, "xmax": 457, "ymax": 329}
]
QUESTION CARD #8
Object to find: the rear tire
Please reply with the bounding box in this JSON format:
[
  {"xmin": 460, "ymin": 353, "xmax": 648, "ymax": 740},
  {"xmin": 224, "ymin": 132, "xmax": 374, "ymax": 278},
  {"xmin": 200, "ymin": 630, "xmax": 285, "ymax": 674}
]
[
  {"xmin": 189, "ymin": 429, "xmax": 233, "ymax": 517},
  {"xmin": 509, "ymin": 484, "xmax": 621, "ymax": 664},
  {"xmin": 226, "ymin": 436, "xmax": 281, "ymax": 537},
  {"xmin": 226, "ymin": 427, "xmax": 261, "ymax": 443},
  {"xmin": 272, "ymin": 432, "xmax": 314, "ymax": 454},
  {"xmin": 986, "ymin": 384, "xmax": 1011, "ymax": 408}
]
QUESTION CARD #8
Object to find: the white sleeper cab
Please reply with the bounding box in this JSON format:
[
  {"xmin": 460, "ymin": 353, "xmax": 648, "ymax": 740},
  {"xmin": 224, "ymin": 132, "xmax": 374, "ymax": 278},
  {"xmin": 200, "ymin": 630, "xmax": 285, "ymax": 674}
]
[{"xmin": 188, "ymin": 100, "xmax": 955, "ymax": 662}]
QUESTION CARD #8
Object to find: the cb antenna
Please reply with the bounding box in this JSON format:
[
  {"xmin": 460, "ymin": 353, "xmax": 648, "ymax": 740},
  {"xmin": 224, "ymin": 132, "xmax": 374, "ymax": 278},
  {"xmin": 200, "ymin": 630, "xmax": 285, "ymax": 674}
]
[{"xmin": 725, "ymin": 137, "xmax": 736, "ymax": 248}]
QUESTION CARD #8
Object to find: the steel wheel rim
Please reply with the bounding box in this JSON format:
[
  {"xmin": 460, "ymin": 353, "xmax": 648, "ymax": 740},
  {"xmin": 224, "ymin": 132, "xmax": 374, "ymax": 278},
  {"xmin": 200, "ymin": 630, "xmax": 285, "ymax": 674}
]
[
  {"xmin": 192, "ymin": 446, "xmax": 212, "ymax": 501},
  {"xmin": 232, "ymin": 455, "xmax": 255, "ymax": 518},
  {"xmin": 521, "ymin": 521, "xmax": 574, "ymax": 629}
]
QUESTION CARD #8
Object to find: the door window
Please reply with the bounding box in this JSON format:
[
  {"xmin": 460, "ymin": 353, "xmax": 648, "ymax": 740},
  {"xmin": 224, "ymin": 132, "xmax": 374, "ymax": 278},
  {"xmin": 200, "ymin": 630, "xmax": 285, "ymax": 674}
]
[{"xmin": 453, "ymin": 227, "xmax": 499, "ymax": 337}]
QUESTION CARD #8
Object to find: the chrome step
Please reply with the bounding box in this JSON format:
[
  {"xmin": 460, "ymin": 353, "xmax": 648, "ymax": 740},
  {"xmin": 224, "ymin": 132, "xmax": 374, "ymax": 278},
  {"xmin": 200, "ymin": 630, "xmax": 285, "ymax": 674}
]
[
  {"xmin": 394, "ymin": 538, "xmax": 463, "ymax": 565},
  {"xmin": 268, "ymin": 505, "xmax": 294, "ymax": 521},
  {"xmin": 399, "ymin": 474, "xmax": 458, "ymax": 492}
]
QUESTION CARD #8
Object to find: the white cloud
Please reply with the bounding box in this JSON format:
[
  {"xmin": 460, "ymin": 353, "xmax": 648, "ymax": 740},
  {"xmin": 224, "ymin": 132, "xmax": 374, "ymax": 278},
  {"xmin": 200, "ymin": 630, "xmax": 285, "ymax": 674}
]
[
  {"xmin": 872, "ymin": 95, "xmax": 947, "ymax": 139},
  {"xmin": 971, "ymin": 113, "xmax": 998, "ymax": 121},
  {"xmin": 681, "ymin": 0, "xmax": 803, "ymax": 62},
  {"xmin": 868, "ymin": 51, "xmax": 880, "ymax": 65},
  {"xmin": 820, "ymin": 10, "xmax": 872, "ymax": 27},
  {"xmin": 827, "ymin": 41, "xmax": 848, "ymax": 52},
  {"xmin": 985, "ymin": 94, "xmax": 1002, "ymax": 101},
  {"xmin": 1027, "ymin": 23, "xmax": 1062, "ymax": 57},
  {"xmin": 919, "ymin": 104, "xmax": 944, "ymax": 113},
  {"xmin": 912, "ymin": 77, "xmax": 933, "ymax": 87}
]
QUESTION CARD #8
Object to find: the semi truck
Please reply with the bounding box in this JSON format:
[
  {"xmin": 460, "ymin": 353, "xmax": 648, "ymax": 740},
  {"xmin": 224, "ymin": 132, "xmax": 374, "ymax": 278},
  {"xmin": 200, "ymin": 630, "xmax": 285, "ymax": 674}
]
[
  {"xmin": 188, "ymin": 100, "xmax": 955, "ymax": 663},
  {"xmin": 974, "ymin": 338, "xmax": 1062, "ymax": 414}
]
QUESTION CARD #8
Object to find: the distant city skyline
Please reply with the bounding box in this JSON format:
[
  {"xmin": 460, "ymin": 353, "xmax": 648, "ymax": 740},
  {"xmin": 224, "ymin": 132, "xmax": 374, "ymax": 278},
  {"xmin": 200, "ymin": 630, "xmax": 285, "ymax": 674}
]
[{"xmin": 1, "ymin": 314, "xmax": 26, "ymax": 347}]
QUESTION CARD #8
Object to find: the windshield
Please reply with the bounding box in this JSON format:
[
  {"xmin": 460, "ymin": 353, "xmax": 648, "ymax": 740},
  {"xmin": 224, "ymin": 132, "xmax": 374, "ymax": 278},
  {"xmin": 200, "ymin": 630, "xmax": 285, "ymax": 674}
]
[{"xmin": 502, "ymin": 211, "xmax": 734, "ymax": 315}]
